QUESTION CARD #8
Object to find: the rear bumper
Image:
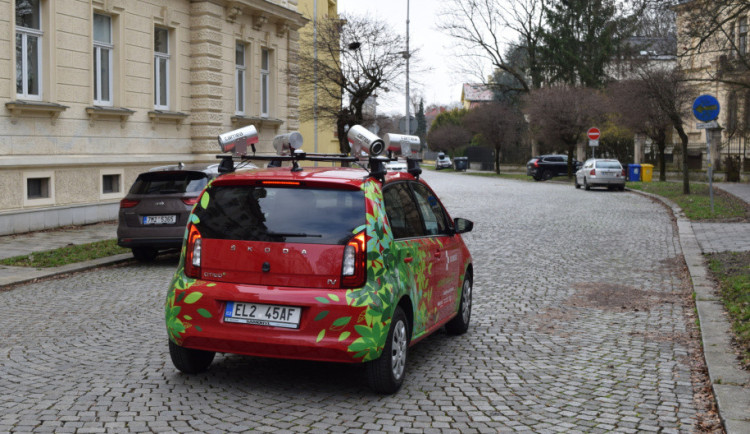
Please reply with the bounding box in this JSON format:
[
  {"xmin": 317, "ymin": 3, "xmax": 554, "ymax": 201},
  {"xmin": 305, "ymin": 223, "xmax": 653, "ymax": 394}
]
[
  {"xmin": 588, "ymin": 177, "xmax": 625, "ymax": 187},
  {"xmin": 168, "ymin": 279, "xmax": 376, "ymax": 364}
]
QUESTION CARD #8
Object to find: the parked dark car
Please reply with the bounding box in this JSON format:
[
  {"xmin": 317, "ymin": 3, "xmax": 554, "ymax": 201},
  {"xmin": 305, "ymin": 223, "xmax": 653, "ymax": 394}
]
[
  {"xmin": 117, "ymin": 163, "xmax": 222, "ymax": 262},
  {"xmin": 526, "ymin": 154, "xmax": 582, "ymax": 181}
]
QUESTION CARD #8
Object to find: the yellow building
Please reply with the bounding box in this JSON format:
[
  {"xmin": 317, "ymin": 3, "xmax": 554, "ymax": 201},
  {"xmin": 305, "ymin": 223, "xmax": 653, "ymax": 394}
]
[
  {"xmin": 675, "ymin": 1, "xmax": 749, "ymax": 172},
  {"xmin": 0, "ymin": 0, "xmax": 307, "ymax": 234},
  {"xmin": 296, "ymin": 0, "xmax": 339, "ymax": 156}
]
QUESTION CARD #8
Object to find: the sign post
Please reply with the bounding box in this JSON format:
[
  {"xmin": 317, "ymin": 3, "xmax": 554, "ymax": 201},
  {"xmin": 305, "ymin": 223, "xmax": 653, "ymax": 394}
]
[
  {"xmin": 692, "ymin": 95, "xmax": 720, "ymax": 214},
  {"xmin": 587, "ymin": 128, "xmax": 600, "ymax": 159}
]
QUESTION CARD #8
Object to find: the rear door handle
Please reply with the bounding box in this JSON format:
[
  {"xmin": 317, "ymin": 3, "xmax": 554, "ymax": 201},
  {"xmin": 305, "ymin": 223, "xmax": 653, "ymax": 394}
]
[{"xmin": 434, "ymin": 251, "xmax": 442, "ymax": 258}]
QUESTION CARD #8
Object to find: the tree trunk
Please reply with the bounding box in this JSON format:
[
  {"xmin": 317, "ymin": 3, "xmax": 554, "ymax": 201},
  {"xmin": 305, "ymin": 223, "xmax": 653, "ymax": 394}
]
[
  {"xmin": 657, "ymin": 130, "xmax": 667, "ymax": 182},
  {"xmin": 675, "ymin": 124, "xmax": 690, "ymax": 194},
  {"xmin": 495, "ymin": 145, "xmax": 501, "ymax": 174}
]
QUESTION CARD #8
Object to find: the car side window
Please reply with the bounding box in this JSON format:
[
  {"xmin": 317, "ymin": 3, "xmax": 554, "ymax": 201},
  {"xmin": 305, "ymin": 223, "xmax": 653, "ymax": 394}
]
[
  {"xmin": 410, "ymin": 182, "xmax": 449, "ymax": 236},
  {"xmin": 383, "ymin": 183, "xmax": 425, "ymax": 239}
]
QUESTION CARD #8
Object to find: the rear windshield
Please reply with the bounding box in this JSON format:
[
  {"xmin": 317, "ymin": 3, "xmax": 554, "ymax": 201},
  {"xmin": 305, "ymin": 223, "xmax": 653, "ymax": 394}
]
[
  {"xmin": 595, "ymin": 161, "xmax": 622, "ymax": 169},
  {"xmin": 194, "ymin": 186, "xmax": 365, "ymax": 245},
  {"xmin": 129, "ymin": 172, "xmax": 209, "ymax": 195}
]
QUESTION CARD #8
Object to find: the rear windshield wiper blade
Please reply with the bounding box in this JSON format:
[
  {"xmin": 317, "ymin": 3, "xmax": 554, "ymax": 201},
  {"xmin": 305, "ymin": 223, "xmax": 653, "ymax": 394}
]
[{"xmin": 267, "ymin": 232, "xmax": 322, "ymax": 238}]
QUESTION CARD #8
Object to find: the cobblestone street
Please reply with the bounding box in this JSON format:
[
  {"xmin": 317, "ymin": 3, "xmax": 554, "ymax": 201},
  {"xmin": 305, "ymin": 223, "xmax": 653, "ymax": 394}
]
[{"xmin": 0, "ymin": 171, "xmax": 715, "ymax": 432}]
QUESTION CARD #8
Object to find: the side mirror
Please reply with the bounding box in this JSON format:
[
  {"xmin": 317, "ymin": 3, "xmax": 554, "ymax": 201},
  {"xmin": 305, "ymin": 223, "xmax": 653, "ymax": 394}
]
[{"xmin": 454, "ymin": 218, "xmax": 473, "ymax": 234}]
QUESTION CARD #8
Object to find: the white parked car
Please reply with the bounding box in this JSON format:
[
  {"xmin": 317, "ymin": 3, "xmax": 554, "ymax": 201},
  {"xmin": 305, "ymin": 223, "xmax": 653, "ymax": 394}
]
[
  {"xmin": 575, "ymin": 159, "xmax": 626, "ymax": 191},
  {"xmin": 385, "ymin": 160, "xmax": 408, "ymax": 172},
  {"xmin": 435, "ymin": 153, "xmax": 452, "ymax": 170}
]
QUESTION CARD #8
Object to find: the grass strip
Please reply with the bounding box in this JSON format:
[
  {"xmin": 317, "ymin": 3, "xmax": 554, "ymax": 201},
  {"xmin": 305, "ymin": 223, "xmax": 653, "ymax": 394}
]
[
  {"xmin": 626, "ymin": 181, "xmax": 748, "ymax": 220},
  {"xmin": 707, "ymin": 252, "xmax": 750, "ymax": 369},
  {"xmin": 0, "ymin": 239, "xmax": 128, "ymax": 268}
]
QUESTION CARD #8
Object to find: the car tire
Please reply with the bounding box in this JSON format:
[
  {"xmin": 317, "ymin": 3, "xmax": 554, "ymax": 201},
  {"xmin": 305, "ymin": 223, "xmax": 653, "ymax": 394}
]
[
  {"xmin": 169, "ymin": 340, "xmax": 215, "ymax": 374},
  {"xmin": 366, "ymin": 306, "xmax": 409, "ymax": 394},
  {"xmin": 575, "ymin": 178, "xmax": 581, "ymax": 189},
  {"xmin": 445, "ymin": 275, "xmax": 472, "ymax": 335},
  {"xmin": 619, "ymin": 185, "xmax": 625, "ymax": 191},
  {"xmin": 584, "ymin": 179, "xmax": 591, "ymax": 191},
  {"xmin": 542, "ymin": 170, "xmax": 553, "ymax": 181},
  {"xmin": 132, "ymin": 247, "xmax": 158, "ymax": 262}
]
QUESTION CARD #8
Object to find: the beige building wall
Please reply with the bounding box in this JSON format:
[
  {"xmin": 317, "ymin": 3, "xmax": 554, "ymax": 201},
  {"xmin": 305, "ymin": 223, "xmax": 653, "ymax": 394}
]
[
  {"xmin": 296, "ymin": 0, "xmax": 339, "ymax": 156},
  {"xmin": 0, "ymin": 0, "xmax": 306, "ymax": 235},
  {"xmin": 675, "ymin": 2, "xmax": 749, "ymax": 171}
]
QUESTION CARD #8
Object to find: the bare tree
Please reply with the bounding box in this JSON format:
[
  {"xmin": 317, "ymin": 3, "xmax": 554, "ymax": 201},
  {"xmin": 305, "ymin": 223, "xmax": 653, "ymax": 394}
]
[
  {"xmin": 295, "ymin": 14, "xmax": 407, "ymax": 153},
  {"xmin": 426, "ymin": 124, "xmax": 472, "ymax": 155},
  {"xmin": 631, "ymin": 66, "xmax": 695, "ymax": 193},
  {"xmin": 438, "ymin": 0, "xmax": 547, "ymax": 92},
  {"xmin": 608, "ymin": 78, "xmax": 674, "ymax": 181},
  {"xmin": 463, "ymin": 103, "xmax": 526, "ymax": 173},
  {"xmin": 524, "ymin": 85, "xmax": 606, "ymax": 176}
]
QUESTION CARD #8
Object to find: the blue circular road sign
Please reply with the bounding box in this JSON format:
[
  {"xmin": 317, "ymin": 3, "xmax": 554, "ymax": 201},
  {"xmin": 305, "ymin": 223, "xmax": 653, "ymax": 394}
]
[{"xmin": 692, "ymin": 94, "xmax": 720, "ymax": 122}]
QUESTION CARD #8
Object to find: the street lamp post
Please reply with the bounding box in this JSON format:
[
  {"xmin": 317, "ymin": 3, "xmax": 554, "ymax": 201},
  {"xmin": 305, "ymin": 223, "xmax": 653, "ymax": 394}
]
[{"xmin": 404, "ymin": 0, "xmax": 410, "ymax": 135}]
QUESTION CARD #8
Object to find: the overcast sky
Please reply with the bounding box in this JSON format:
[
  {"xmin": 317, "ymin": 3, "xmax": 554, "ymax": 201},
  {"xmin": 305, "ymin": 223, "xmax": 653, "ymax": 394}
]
[{"xmin": 337, "ymin": 0, "xmax": 474, "ymax": 115}]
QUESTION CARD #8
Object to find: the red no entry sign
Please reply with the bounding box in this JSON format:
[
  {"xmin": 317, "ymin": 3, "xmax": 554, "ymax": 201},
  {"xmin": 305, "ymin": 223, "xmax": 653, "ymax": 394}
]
[{"xmin": 587, "ymin": 127, "xmax": 600, "ymax": 140}]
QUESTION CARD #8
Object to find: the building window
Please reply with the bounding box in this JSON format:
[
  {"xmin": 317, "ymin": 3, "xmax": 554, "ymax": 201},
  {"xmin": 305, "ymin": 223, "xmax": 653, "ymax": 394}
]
[
  {"xmin": 102, "ymin": 174, "xmax": 120, "ymax": 194},
  {"xmin": 27, "ymin": 177, "xmax": 49, "ymax": 199},
  {"xmin": 15, "ymin": 0, "xmax": 43, "ymax": 100},
  {"xmin": 154, "ymin": 27, "xmax": 170, "ymax": 109},
  {"xmin": 93, "ymin": 13, "xmax": 113, "ymax": 106},
  {"xmin": 739, "ymin": 18, "xmax": 747, "ymax": 56},
  {"xmin": 261, "ymin": 48, "xmax": 270, "ymax": 117},
  {"xmin": 236, "ymin": 43, "xmax": 246, "ymax": 115}
]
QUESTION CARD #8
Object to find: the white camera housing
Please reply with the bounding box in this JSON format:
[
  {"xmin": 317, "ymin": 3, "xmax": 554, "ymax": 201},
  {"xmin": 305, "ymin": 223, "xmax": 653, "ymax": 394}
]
[
  {"xmin": 347, "ymin": 125, "xmax": 385, "ymax": 157},
  {"xmin": 273, "ymin": 132, "xmax": 304, "ymax": 156},
  {"xmin": 384, "ymin": 133, "xmax": 420, "ymax": 156},
  {"xmin": 218, "ymin": 125, "xmax": 259, "ymax": 156}
]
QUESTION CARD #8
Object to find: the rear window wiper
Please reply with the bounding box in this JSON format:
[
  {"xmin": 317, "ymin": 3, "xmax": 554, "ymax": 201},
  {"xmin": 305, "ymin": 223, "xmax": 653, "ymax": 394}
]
[{"xmin": 267, "ymin": 232, "xmax": 322, "ymax": 238}]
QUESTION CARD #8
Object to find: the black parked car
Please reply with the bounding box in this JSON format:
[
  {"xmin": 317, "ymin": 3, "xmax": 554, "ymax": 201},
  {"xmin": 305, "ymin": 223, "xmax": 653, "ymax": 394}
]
[{"xmin": 526, "ymin": 154, "xmax": 582, "ymax": 181}]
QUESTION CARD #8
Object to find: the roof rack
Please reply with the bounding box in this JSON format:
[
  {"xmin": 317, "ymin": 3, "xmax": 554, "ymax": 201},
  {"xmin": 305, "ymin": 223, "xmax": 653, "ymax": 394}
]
[{"xmin": 215, "ymin": 125, "xmax": 422, "ymax": 182}]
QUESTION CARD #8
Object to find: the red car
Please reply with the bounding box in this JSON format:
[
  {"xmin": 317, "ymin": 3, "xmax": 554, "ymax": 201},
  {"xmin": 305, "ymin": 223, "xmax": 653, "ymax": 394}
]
[{"xmin": 165, "ymin": 127, "xmax": 474, "ymax": 393}]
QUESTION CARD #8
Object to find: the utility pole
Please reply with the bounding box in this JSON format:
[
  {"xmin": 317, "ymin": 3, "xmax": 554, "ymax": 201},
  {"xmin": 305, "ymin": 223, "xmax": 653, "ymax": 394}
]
[
  {"xmin": 313, "ymin": 0, "xmax": 319, "ymax": 160},
  {"xmin": 404, "ymin": 0, "xmax": 410, "ymax": 135}
]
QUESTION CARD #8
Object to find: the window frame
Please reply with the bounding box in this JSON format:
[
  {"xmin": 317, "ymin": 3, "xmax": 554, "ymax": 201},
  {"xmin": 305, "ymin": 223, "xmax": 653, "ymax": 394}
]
[
  {"xmin": 154, "ymin": 26, "xmax": 170, "ymax": 110},
  {"xmin": 23, "ymin": 170, "xmax": 55, "ymax": 207},
  {"xmin": 260, "ymin": 48, "xmax": 270, "ymax": 117},
  {"xmin": 739, "ymin": 17, "xmax": 748, "ymax": 57},
  {"xmin": 15, "ymin": 0, "xmax": 43, "ymax": 100},
  {"xmin": 93, "ymin": 13, "xmax": 114, "ymax": 106},
  {"xmin": 236, "ymin": 42, "xmax": 247, "ymax": 115},
  {"xmin": 100, "ymin": 169, "xmax": 124, "ymax": 200}
]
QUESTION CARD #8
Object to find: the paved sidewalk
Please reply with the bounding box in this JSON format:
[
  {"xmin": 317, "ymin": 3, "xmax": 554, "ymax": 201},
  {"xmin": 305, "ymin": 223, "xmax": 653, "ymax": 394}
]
[{"xmin": 0, "ymin": 222, "xmax": 129, "ymax": 287}]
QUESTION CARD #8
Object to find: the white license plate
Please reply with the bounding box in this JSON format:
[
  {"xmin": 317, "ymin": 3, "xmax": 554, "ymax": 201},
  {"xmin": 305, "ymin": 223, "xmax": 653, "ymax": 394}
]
[
  {"xmin": 224, "ymin": 302, "xmax": 302, "ymax": 329},
  {"xmin": 142, "ymin": 215, "xmax": 177, "ymax": 225}
]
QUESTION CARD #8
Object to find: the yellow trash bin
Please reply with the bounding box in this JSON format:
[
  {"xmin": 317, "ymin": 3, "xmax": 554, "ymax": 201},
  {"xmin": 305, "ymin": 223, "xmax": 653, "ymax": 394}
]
[{"xmin": 641, "ymin": 164, "xmax": 654, "ymax": 182}]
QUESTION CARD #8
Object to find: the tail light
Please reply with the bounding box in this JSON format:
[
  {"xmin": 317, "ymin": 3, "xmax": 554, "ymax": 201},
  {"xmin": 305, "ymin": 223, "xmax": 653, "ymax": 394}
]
[
  {"xmin": 590, "ymin": 169, "xmax": 596, "ymax": 176},
  {"xmin": 533, "ymin": 160, "xmax": 539, "ymax": 168},
  {"xmin": 182, "ymin": 197, "xmax": 199, "ymax": 206},
  {"xmin": 185, "ymin": 224, "xmax": 202, "ymax": 279},
  {"xmin": 621, "ymin": 169, "xmax": 626, "ymax": 177},
  {"xmin": 119, "ymin": 199, "xmax": 140, "ymax": 208},
  {"xmin": 341, "ymin": 231, "xmax": 366, "ymax": 288}
]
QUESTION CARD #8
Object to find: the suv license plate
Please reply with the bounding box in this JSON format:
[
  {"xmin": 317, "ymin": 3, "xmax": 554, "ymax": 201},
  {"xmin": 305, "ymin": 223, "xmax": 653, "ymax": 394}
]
[
  {"xmin": 224, "ymin": 302, "xmax": 301, "ymax": 329},
  {"xmin": 143, "ymin": 215, "xmax": 177, "ymax": 225}
]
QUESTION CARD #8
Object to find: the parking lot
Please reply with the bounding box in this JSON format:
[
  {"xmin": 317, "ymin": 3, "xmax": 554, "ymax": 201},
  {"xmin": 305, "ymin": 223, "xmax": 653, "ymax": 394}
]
[{"xmin": 0, "ymin": 170, "xmax": 717, "ymax": 432}]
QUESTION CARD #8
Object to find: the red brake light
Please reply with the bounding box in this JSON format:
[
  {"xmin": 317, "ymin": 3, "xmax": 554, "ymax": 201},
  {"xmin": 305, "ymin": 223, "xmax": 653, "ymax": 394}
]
[
  {"xmin": 261, "ymin": 181, "xmax": 301, "ymax": 186},
  {"xmin": 182, "ymin": 197, "xmax": 199, "ymax": 206},
  {"xmin": 185, "ymin": 224, "xmax": 202, "ymax": 279},
  {"xmin": 119, "ymin": 199, "xmax": 140, "ymax": 208},
  {"xmin": 341, "ymin": 231, "xmax": 366, "ymax": 288},
  {"xmin": 533, "ymin": 160, "xmax": 539, "ymax": 168},
  {"xmin": 622, "ymin": 169, "xmax": 626, "ymax": 177},
  {"xmin": 590, "ymin": 169, "xmax": 596, "ymax": 176}
]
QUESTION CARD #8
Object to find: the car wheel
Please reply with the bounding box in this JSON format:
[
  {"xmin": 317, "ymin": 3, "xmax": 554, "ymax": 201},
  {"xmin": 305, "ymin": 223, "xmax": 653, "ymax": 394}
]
[
  {"xmin": 169, "ymin": 340, "xmax": 215, "ymax": 374},
  {"xmin": 542, "ymin": 170, "xmax": 553, "ymax": 181},
  {"xmin": 445, "ymin": 275, "xmax": 472, "ymax": 335},
  {"xmin": 575, "ymin": 178, "xmax": 581, "ymax": 189},
  {"xmin": 132, "ymin": 247, "xmax": 158, "ymax": 262},
  {"xmin": 619, "ymin": 185, "xmax": 625, "ymax": 191},
  {"xmin": 584, "ymin": 179, "xmax": 591, "ymax": 191},
  {"xmin": 366, "ymin": 306, "xmax": 409, "ymax": 394}
]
